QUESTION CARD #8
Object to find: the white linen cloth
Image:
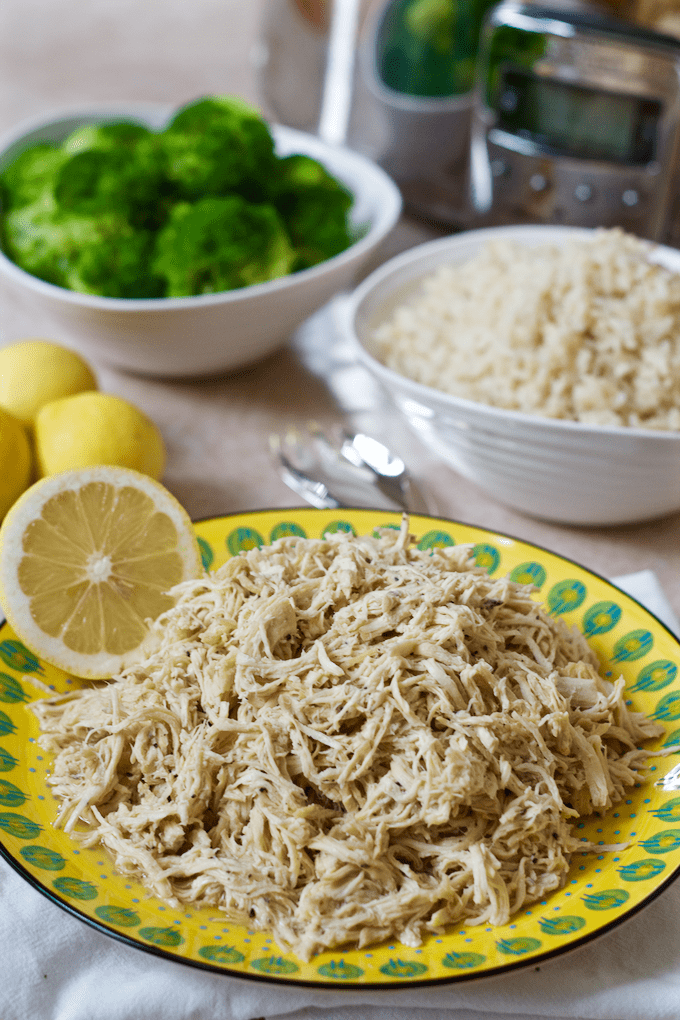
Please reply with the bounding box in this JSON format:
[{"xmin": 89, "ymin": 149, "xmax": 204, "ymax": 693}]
[{"xmin": 2, "ymin": 572, "xmax": 680, "ymax": 1020}]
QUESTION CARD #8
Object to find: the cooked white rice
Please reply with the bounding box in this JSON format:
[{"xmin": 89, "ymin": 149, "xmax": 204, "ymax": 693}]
[{"xmin": 373, "ymin": 228, "xmax": 680, "ymax": 429}]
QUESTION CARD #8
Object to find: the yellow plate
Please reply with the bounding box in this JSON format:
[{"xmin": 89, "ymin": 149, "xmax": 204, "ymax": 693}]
[{"xmin": 2, "ymin": 507, "xmax": 680, "ymax": 988}]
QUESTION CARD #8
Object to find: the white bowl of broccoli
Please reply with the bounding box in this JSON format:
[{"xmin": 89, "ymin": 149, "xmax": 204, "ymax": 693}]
[{"xmin": 0, "ymin": 98, "xmax": 402, "ymax": 377}]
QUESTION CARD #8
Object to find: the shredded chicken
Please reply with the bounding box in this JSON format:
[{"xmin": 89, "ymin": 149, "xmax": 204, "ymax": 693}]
[{"xmin": 32, "ymin": 517, "xmax": 662, "ymax": 960}]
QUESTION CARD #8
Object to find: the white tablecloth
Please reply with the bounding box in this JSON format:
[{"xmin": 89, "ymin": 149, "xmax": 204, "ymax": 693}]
[{"xmin": 2, "ymin": 572, "xmax": 679, "ymax": 1020}]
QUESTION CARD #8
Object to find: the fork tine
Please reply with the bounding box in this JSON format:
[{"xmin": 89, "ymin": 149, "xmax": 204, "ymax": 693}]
[
  {"xmin": 305, "ymin": 422, "xmax": 355, "ymax": 468},
  {"xmin": 270, "ymin": 425, "xmax": 427, "ymax": 513},
  {"xmin": 350, "ymin": 433, "xmax": 406, "ymax": 478},
  {"xmin": 279, "ymin": 426, "xmax": 319, "ymax": 473},
  {"xmin": 305, "ymin": 422, "xmax": 380, "ymax": 477},
  {"xmin": 269, "ymin": 433, "xmax": 343, "ymax": 509}
]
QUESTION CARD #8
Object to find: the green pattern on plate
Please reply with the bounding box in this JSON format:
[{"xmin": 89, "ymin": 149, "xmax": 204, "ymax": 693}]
[
  {"xmin": 631, "ymin": 660, "xmax": 677, "ymax": 693},
  {"xmin": 0, "ymin": 780, "xmax": 26, "ymax": 807},
  {"xmin": 0, "ymin": 747, "xmax": 18, "ymax": 771},
  {"xmin": 138, "ymin": 926, "xmax": 184, "ymax": 947},
  {"xmin": 322, "ymin": 520, "xmax": 356, "ymax": 536},
  {"xmin": 198, "ymin": 945, "xmax": 246, "ymax": 964},
  {"xmin": 442, "ymin": 951, "xmax": 486, "ymax": 969},
  {"xmin": 582, "ymin": 889, "xmax": 629, "ymax": 910},
  {"xmin": 0, "ymin": 673, "xmax": 29, "ymax": 704},
  {"xmin": 652, "ymin": 692, "xmax": 680, "ymax": 722},
  {"xmin": 509, "ymin": 562, "xmax": 547, "ymax": 588},
  {"xmin": 0, "ymin": 711, "xmax": 17, "ymax": 736},
  {"xmin": 662, "ymin": 728, "xmax": 680, "ymax": 751},
  {"xmin": 640, "ymin": 830, "xmax": 680, "ymax": 854},
  {"xmin": 19, "ymin": 845, "xmax": 66, "ymax": 870},
  {"xmin": 226, "ymin": 527, "xmax": 264, "ymax": 556},
  {"xmin": 52, "ymin": 876, "xmax": 98, "ymax": 900},
  {"xmin": 317, "ymin": 960, "xmax": 364, "ymax": 979},
  {"xmin": 651, "ymin": 797, "xmax": 680, "ymax": 823},
  {"xmin": 547, "ymin": 579, "xmax": 587, "ymax": 616},
  {"xmin": 497, "ymin": 937, "xmax": 542, "ymax": 956},
  {"xmin": 417, "ymin": 530, "xmax": 454, "ymax": 551},
  {"xmin": 197, "ymin": 536, "xmax": 214, "ymax": 571},
  {"xmin": 612, "ymin": 629, "xmax": 653, "ymax": 663},
  {"xmin": 95, "ymin": 905, "xmax": 142, "ymax": 927},
  {"xmin": 0, "ymin": 812, "xmax": 40, "ymax": 838},
  {"xmin": 538, "ymin": 915, "xmax": 586, "ymax": 936},
  {"xmin": 379, "ymin": 959, "xmax": 428, "ymax": 978},
  {"xmin": 0, "ymin": 640, "xmax": 43, "ymax": 674},
  {"xmin": 581, "ymin": 601, "xmax": 622, "ymax": 637},
  {"xmin": 250, "ymin": 955, "xmax": 299, "ymax": 975},
  {"xmin": 270, "ymin": 522, "xmax": 306, "ymax": 542},
  {"xmin": 618, "ymin": 859, "xmax": 666, "ymax": 881},
  {"xmin": 472, "ymin": 543, "xmax": 500, "ymax": 574}
]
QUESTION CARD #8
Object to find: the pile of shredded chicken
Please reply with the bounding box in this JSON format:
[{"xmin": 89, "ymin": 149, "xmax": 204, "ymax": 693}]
[{"xmin": 32, "ymin": 517, "xmax": 662, "ymax": 960}]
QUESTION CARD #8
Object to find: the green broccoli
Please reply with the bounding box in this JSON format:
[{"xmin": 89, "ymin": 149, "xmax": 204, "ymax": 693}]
[
  {"xmin": 62, "ymin": 119, "xmax": 152, "ymax": 155},
  {"xmin": 160, "ymin": 96, "xmax": 278, "ymax": 202},
  {"xmin": 0, "ymin": 144, "xmax": 69, "ymax": 211},
  {"xmin": 66, "ymin": 228, "xmax": 165, "ymax": 298},
  {"xmin": 151, "ymin": 195, "xmax": 295, "ymax": 296},
  {"xmin": 273, "ymin": 152, "xmax": 347, "ymax": 196},
  {"xmin": 0, "ymin": 95, "xmax": 358, "ymax": 299},
  {"xmin": 54, "ymin": 138, "xmax": 174, "ymax": 231},
  {"xmin": 2, "ymin": 194, "xmax": 161, "ymax": 297},
  {"xmin": 54, "ymin": 149, "xmax": 129, "ymax": 214},
  {"xmin": 271, "ymin": 153, "xmax": 354, "ymax": 270},
  {"xmin": 3, "ymin": 194, "xmax": 120, "ymax": 285}
]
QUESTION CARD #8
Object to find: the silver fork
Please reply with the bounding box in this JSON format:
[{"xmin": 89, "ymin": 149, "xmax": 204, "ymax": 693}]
[{"xmin": 270, "ymin": 423, "xmax": 427, "ymax": 513}]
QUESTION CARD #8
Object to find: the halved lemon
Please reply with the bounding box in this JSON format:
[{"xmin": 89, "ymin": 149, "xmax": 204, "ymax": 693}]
[{"xmin": 0, "ymin": 466, "xmax": 203, "ymax": 678}]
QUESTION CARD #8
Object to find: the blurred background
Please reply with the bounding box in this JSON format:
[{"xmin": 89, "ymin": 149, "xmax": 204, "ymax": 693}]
[
  {"xmin": 0, "ymin": 0, "xmax": 267, "ymax": 131},
  {"xmin": 258, "ymin": 0, "xmax": 680, "ymax": 240},
  {"xmin": 3, "ymin": 0, "xmax": 680, "ymax": 592},
  {"xmin": 8, "ymin": 0, "xmax": 680, "ymax": 235}
]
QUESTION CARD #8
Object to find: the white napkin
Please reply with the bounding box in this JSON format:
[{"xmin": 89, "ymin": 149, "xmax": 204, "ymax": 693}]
[
  {"xmin": 2, "ymin": 572, "xmax": 680, "ymax": 1020},
  {"xmin": 610, "ymin": 570, "xmax": 680, "ymax": 638}
]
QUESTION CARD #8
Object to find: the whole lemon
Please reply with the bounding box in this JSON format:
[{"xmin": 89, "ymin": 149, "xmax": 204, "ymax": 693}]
[
  {"xmin": 34, "ymin": 392, "xmax": 166, "ymax": 480},
  {"xmin": 0, "ymin": 338, "xmax": 97, "ymax": 428},
  {"xmin": 0, "ymin": 407, "xmax": 32, "ymax": 518}
]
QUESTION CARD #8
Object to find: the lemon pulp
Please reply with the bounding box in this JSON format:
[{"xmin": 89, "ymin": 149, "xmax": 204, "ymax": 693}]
[{"xmin": 0, "ymin": 467, "xmax": 202, "ymax": 677}]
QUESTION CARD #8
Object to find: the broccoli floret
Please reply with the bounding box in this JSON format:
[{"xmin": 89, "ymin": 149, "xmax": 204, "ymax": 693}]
[
  {"xmin": 58, "ymin": 119, "xmax": 175, "ymax": 229},
  {"xmin": 53, "ymin": 139, "xmax": 173, "ymax": 231},
  {"xmin": 0, "ymin": 143, "xmax": 69, "ymax": 211},
  {"xmin": 151, "ymin": 195, "xmax": 295, "ymax": 296},
  {"xmin": 66, "ymin": 228, "xmax": 165, "ymax": 298},
  {"xmin": 271, "ymin": 153, "xmax": 354, "ymax": 270},
  {"xmin": 2, "ymin": 194, "xmax": 162, "ymax": 297},
  {"xmin": 0, "ymin": 95, "xmax": 358, "ymax": 300},
  {"xmin": 160, "ymin": 96, "xmax": 277, "ymax": 202},
  {"xmin": 63, "ymin": 120, "xmax": 152, "ymax": 155},
  {"xmin": 54, "ymin": 149, "xmax": 129, "ymax": 214},
  {"xmin": 3, "ymin": 194, "xmax": 120, "ymax": 285},
  {"xmin": 273, "ymin": 153, "xmax": 347, "ymax": 196}
]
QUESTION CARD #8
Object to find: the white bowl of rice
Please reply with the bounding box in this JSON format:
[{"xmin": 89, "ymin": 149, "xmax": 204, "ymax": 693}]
[{"xmin": 344, "ymin": 224, "xmax": 680, "ymax": 526}]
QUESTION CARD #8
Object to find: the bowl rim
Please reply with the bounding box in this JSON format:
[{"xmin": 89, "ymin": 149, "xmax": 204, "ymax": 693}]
[
  {"xmin": 344, "ymin": 222, "xmax": 680, "ymax": 442},
  {"xmin": 0, "ymin": 103, "xmax": 403, "ymax": 311}
]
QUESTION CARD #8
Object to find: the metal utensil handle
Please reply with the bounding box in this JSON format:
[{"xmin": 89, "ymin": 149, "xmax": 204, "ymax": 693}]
[{"xmin": 317, "ymin": 0, "xmax": 362, "ymax": 145}]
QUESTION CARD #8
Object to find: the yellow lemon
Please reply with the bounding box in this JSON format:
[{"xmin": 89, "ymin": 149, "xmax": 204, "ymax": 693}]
[
  {"xmin": 34, "ymin": 391, "xmax": 166, "ymax": 480},
  {"xmin": 0, "ymin": 466, "xmax": 203, "ymax": 678},
  {"xmin": 0, "ymin": 338, "xmax": 97, "ymax": 428},
  {"xmin": 0, "ymin": 407, "xmax": 32, "ymax": 519}
]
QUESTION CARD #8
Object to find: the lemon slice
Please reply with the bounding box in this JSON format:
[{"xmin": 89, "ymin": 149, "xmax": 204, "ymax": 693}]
[{"xmin": 0, "ymin": 466, "xmax": 203, "ymax": 678}]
